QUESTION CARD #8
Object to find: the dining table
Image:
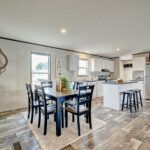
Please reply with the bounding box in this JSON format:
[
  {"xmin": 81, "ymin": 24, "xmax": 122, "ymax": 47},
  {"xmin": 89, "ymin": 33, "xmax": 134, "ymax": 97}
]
[{"xmin": 44, "ymin": 88, "xmax": 78, "ymax": 137}]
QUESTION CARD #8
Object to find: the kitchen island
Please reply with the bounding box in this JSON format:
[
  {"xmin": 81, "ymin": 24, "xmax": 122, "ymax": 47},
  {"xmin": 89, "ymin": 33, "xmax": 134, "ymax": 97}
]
[{"xmin": 103, "ymin": 81, "xmax": 144, "ymax": 110}]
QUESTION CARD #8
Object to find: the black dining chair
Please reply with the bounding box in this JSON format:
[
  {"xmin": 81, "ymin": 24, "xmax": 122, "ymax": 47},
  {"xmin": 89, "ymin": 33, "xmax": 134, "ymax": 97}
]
[
  {"xmin": 41, "ymin": 81, "xmax": 53, "ymax": 88},
  {"xmin": 41, "ymin": 81, "xmax": 54, "ymax": 104},
  {"xmin": 65, "ymin": 85, "xmax": 94, "ymax": 136},
  {"xmin": 65, "ymin": 82, "xmax": 84, "ymax": 122},
  {"xmin": 35, "ymin": 85, "xmax": 64, "ymax": 135},
  {"xmin": 26, "ymin": 83, "xmax": 41, "ymax": 123}
]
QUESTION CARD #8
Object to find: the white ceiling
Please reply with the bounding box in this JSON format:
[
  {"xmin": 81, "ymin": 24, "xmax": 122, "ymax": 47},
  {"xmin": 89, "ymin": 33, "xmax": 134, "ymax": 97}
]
[{"xmin": 0, "ymin": 0, "xmax": 150, "ymax": 57}]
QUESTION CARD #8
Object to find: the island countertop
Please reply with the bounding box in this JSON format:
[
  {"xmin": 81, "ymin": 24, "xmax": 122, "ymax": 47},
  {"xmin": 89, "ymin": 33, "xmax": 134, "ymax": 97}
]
[{"xmin": 103, "ymin": 81, "xmax": 138, "ymax": 85}]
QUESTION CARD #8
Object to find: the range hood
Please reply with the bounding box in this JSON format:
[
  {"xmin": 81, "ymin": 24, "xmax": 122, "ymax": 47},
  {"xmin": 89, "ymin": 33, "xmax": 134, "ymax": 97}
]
[{"xmin": 101, "ymin": 69, "xmax": 110, "ymax": 72}]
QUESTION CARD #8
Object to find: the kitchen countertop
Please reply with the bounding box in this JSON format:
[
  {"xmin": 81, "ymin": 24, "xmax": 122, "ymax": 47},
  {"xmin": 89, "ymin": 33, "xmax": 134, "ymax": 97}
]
[
  {"xmin": 103, "ymin": 81, "xmax": 138, "ymax": 84},
  {"xmin": 83, "ymin": 80, "xmax": 104, "ymax": 82}
]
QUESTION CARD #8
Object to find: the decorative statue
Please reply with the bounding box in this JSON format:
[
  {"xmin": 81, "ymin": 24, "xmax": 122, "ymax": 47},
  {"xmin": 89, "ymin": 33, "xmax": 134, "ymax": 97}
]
[{"xmin": 0, "ymin": 48, "xmax": 8, "ymax": 75}]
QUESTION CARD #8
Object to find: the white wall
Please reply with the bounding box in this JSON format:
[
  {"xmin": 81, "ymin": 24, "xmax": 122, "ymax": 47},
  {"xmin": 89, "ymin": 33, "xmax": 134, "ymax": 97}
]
[
  {"xmin": 111, "ymin": 58, "xmax": 120, "ymax": 80},
  {"xmin": 0, "ymin": 39, "xmax": 110, "ymax": 112},
  {"xmin": 120, "ymin": 60, "xmax": 133, "ymax": 81}
]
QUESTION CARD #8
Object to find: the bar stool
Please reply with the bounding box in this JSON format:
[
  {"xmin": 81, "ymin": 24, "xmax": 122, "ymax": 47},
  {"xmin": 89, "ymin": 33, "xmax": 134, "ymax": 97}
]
[
  {"xmin": 121, "ymin": 91, "xmax": 137, "ymax": 113},
  {"xmin": 131, "ymin": 89, "xmax": 143, "ymax": 108}
]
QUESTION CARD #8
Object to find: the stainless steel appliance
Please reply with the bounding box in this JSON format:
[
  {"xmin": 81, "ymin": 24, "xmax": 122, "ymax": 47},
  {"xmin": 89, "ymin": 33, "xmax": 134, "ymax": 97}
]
[{"xmin": 145, "ymin": 63, "xmax": 150, "ymax": 100}]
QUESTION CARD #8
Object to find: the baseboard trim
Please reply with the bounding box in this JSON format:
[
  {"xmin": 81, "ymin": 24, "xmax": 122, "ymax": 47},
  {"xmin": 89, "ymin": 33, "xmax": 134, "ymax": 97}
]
[{"xmin": 0, "ymin": 107, "xmax": 27, "ymax": 117}]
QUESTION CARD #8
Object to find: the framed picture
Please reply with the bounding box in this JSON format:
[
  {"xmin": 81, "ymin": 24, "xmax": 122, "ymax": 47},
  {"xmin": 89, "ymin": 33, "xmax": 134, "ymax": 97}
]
[{"xmin": 56, "ymin": 59, "xmax": 62, "ymax": 78}]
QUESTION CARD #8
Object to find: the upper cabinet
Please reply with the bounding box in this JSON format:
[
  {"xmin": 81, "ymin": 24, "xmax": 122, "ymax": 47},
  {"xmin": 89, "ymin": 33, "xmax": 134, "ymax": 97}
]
[
  {"xmin": 67, "ymin": 55, "xmax": 79, "ymax": 71},
  {"xmin": 90, "ymin": 58, "xmax": 102, "ymax": 72},
  {"xmin": 108, "ymin": 60, "xmax": 114, "ymax": 72},
  {"xmin": 133, "ymin": 56, "xmax": 146, "ymax": 71},
  {"xmin": 90, "ymin": 58, "xmax": 114, "ymax": 72}
]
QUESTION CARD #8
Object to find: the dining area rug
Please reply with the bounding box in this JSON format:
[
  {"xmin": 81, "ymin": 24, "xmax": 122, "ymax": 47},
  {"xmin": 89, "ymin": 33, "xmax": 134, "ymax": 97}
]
[{"xmin": 22, "ymin": 112, "xmax": 106, "ymax": 150}]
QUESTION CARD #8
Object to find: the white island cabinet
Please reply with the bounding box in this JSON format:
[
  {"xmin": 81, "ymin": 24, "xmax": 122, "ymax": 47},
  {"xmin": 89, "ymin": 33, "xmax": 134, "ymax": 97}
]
[
  {"xmin": 103, "ymin": 82, "xmax": 143, "ymax": 110},
  {"xmin": 86, "ymin": 81, "xmax": 103, "ymax": 99}
]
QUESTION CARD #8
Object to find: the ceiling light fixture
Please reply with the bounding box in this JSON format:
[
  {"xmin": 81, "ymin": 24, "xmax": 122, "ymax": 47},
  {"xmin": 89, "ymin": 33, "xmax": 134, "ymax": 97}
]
[
  {"xmin": 61, "ymin": 29, "xmax": 67, "ymax": 34},
  {"xmin": 116, "ymin": 48, "xmax": 120, "ymax": 52}
]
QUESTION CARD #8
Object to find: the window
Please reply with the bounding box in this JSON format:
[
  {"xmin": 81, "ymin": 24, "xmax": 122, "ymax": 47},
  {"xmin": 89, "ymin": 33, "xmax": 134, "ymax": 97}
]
[
  {"xmin": 78, "ymin": 59, "xmax": 88, "ymax": 76},
  {"xmin": 31, "ymin": 53, "xmax": 50, "ymax": 85}
]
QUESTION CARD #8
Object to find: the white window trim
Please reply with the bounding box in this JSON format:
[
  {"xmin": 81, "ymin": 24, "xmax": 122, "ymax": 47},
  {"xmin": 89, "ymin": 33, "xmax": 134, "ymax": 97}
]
[
  {"xmin": 30, "ymin": 52, "xmax": 51, "ymax": 85},
  {"xmin": 78, "ymin": 58, "xmax": 89, "ymax": 76}
]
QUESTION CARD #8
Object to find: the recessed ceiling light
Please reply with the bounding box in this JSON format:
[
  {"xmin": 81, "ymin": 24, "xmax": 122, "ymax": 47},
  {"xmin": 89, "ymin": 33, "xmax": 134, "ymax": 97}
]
[
  {"xmin": 61, "ymin": 29, "xmax": 66, "ymax": 34},
  {"xmin": 116, "ymin": 48, "xmax": 120, "ymax": 52}
]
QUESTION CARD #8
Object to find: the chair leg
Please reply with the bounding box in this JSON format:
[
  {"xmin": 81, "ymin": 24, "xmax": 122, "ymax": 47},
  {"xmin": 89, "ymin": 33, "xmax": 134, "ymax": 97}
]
[
  {"xmin": 136, "ymin": 92, "xmax": 139, "ymax": 108},
  {"xmin": 38, "ymin": 107, "xmax": 41, "ymax": 128},
  {"xmin": 86, "ymin": 112, "xmax": 89, "ymax": 123},
  {"xmin": 127, "ymin": 95, "xmax": 129, "ymax": 109},
  {"xmin": 77, "ymin": 116, "xmax": 80, "ymax": 136},
  {"xmin": 139, "ymin": 91, "xmax": 143, "ymax": 107},
  {"xmin": 44, "ymin": 115, "xmax": 47, "ymax": 135},
  {"xmin": 89, "ymin": 111, "xmax": 92, "ymax": 129},
  {"xmin": 54, "ymin": 112, "xmax": 56, "ymax": 122},
  {"xmin": 65, "ymin": 110, "xmax": 68, "ymax": 128},
  {"xmin": 28, "ymin": 104, "xmax": 30, "ymax": 119},
  {"xmin": 61, "ymin": 110, "xmax": 64, "ymax": 128},
  {"xmin": 30, "ymin": 107, "xmax": 34, "ymax": 123},
  {"xmin": 121, "ymin": 94, "xmax": 125, "ymax": 110},
  {"xmin": 129, "ymin": 95, "xmax": 132, "ymax": 113},
  {"xmin": 72, "ymin": 114, "xmax": 75, "ymax": 122},
  {"xmin": 133, "ymin": 93, "xmax": 136, "ymax": 111}
]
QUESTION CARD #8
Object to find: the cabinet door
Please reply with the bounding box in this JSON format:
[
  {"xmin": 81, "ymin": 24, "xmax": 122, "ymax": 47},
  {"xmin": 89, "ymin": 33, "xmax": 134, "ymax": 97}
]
[
  {"xmin": 90, "ymin": 59, "xmax": 95, "ymax": 72},
  {"xmin": 96, "ymin": 82, "xmax": 103, "ymax": 97},
  {"xmin": 102, "ymin": 59, "xmax": 106, "ymax": 69},
  {"xmin": 90, "ymin": 58, "xmax": 102, "ymax": 72},
  {"xmin": 133, "ymin": 56, "xmax": 146, "ymax": 71},
  {"xmin": 108, "ymin": 60, "xmax": 114, "ymax": 72},
  {"xmin": 95, "ymin": 59, "xmax": 102, "ymax": 71},
  {"xmin": 67, "ymin": 55, "xmax": 79, "ymax": 71}
]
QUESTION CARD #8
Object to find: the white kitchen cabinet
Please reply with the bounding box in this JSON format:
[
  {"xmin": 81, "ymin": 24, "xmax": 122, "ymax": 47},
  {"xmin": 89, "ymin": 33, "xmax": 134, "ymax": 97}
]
[
  {"xmin": 96, "ymin": 81, "xmax": 103, "ymax": 97},
  {"xmin": 102, "ymin": 59, "xmax": 114, "ymax": 72},
  {"xmin": 86, "ymin": 81, "xmax": 97, "ymax": 98},
  {"xmin": 86, "ymin": 81, "xmax": 103, "ymax": 98},
  {"xmin": 67, "ymin": 55, "xmax": 79, "ymax": 71},
  {"xmin": 108, "ymin": 60, "xmax": 114, "ymax": 72},
  {"xmin": 101, "ymin": 59, "xmax": 107, "ymax": 69},
  {"xmin": 133, "ymin": 56, "xmax": 146, "ymax": 71},
  {"xmin": 90, "ymin": 58, "xmax": 114, "ymax": 72},
  {"xmin": 90, "ymin": 58, "xmax": 102, "ymax": 72}
]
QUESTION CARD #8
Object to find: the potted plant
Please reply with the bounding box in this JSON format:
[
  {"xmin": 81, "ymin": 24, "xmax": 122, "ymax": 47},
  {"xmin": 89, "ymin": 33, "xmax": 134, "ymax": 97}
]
[{"xmin": 60, "ymin": 76, "xmax": 70, "ymax": 92}]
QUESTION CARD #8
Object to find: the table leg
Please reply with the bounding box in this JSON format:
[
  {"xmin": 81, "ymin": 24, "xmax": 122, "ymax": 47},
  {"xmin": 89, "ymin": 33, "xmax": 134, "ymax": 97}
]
[{"xmin": 56, "ymin": 98, "xmax": 61, "ymax": 136}]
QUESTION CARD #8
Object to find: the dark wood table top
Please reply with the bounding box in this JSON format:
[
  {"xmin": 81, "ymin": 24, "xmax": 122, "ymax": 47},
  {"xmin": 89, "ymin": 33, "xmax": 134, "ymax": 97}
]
[{"xmin": 44, "ymin": 87, "xmax": 78, "ymax": 98}]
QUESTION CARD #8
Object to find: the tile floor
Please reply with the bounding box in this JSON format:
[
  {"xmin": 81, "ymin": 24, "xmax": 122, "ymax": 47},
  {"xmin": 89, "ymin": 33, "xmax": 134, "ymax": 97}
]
[{"xmin": 0, "ymin": 98, "xmax": 150, "ymax": 150}]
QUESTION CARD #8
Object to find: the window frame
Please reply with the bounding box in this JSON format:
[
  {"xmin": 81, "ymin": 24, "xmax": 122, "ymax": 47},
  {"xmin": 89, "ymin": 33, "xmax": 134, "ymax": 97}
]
[
  {"xmin": 30, "ymin": 52, "xmax": 51, "ymax": 85},
  {"xmin": 78, "ymin": 58, "xmax": 89, "ymax": 77}
]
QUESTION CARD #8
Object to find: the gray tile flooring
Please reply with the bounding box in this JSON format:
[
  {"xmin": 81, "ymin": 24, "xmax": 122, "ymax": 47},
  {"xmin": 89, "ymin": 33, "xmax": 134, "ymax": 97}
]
[
  {"xmin": 63, "ymin": 99, "xmax": 150, "ymax": 150},
  {"xmin": 0, "ymin": 114, "xmax": 41, "ymax": 150},
  {"xmin": 0, "ymin": 98, "xmax": 150, "ymax": 150}
]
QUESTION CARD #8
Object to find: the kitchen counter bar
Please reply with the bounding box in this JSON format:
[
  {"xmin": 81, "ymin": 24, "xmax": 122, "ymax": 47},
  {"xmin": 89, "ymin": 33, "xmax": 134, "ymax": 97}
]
[
  {"xmin": 103, "ymin": 81, "xmax": 143, "ymax": 110},
  {"xmin": 103, "ymin": 81, "xmax": 138, "ymax": 84}
]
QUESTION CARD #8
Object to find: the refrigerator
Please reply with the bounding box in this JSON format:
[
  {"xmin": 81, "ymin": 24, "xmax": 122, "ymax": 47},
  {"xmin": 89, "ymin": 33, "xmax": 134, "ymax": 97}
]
[{"xmin": 145, "ymin": 63, "xmax": 150, "ymax": 100}]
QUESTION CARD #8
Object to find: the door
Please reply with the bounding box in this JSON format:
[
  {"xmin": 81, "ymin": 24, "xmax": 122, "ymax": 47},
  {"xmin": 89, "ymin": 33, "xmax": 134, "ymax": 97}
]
[
  {"xmin": 145, "ymin": 64, "xmax": 150, "ymax": 76},
  {"xmin": 145, "ymin": 76, "xmax": 150, "ymax": 99}
]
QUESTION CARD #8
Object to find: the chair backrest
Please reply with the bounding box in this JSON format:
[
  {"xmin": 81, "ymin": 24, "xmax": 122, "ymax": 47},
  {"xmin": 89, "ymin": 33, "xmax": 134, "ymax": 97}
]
[
  {"xmin": 35, "ymin": 85, "xmax": 48, "ymax": 112},
  {"xmin": 26, "ymin": 83, "xmax": 34, "ymax": 105},
  {"xmin": 41, "ymin": 81, "xmax": 53, "ymax": 88},
  {"xmin": 73, "ymin": 82, "xmax": 84, "ymax": 90},
  {"xmin": 77, "ymin": 85, "xmax": 94, "ymax": 112}
]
